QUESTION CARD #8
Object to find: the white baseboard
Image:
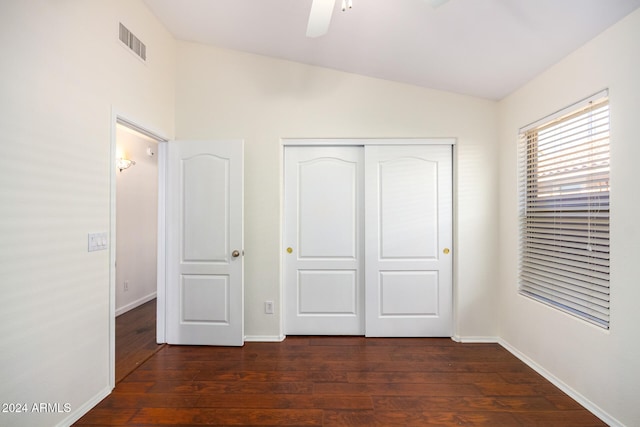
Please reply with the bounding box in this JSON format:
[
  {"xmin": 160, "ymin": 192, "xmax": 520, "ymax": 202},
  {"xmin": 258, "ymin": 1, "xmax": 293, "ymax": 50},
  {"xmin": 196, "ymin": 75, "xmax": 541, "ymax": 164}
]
[
  {"xmin": 498, "ymin": 338, "xmax": 622, "ymax": 427},
  {"xmin": 55, "ymin": 385, "xmax": 111, "ymax": 427},
  {"xmin": 244, "ymin": 334, "xmax": 286, "ymax": 342},
  {"xmin": 452, "ymin": 335, "xmax": 499, "ymax": 343},
  {"xmin": 115, "ymin": 292, "xmax": 157, "ymax": 317}
]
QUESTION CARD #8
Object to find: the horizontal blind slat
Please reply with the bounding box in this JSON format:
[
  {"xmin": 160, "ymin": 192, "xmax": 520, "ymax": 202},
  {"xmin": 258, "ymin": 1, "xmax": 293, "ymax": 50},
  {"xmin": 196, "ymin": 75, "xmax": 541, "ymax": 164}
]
[
  {"xmin": 522, "ymin": 258, "xmax": 610, "ymax": 281},
  {"xmin": 524, "ymin": 233, "xmax": 609, "ymax": 247},
  {"xmin": 524, "ymin": 251, "xmax": 609, "ymax": 274},
  {"xmin": 523, "ymin": 244, "xmax": 610, "ymax": 264},
  {"xmin": 524, "ymin": 237, "xmax": 610, "ymax": 254},
  {"xmin": 520, "ymin": 283, "xmax": 610, "ymax": 314},
  {"xmin": 519, "ymin": 290, "xmax": 609, "ymax": 328},
  {"xmin": 521, "ymin": 267, "xmax": 610, "ymax": 292},
  {"xmin": 520, "ymin": 286, "xmax": 609, "ymax": 319},
  {"xmin": 525, "ymin": 227, "xmax": 609, "ymax": 239}
]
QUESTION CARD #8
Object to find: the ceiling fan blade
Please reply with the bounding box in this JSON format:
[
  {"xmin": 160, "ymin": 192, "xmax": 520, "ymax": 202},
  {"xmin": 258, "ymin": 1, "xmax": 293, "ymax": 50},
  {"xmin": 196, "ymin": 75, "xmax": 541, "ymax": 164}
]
[
  {"xmin": 425, "ymin": 0, "xmax": 449, "ymax": 7},
  {"xmin": 306, "ymin": 0, "xmax": 336, "ymax": 38}
]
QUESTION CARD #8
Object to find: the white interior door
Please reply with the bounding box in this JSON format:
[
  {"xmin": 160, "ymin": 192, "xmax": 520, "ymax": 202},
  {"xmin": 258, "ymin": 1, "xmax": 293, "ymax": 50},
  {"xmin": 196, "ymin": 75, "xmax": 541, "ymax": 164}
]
[
  {"xmin": 365, "ymin": 145, "xmax": 452, "ymax": 337},
  {"xmin": 284, "ymin": 147, "xmax": 364, "ymax": 335},
  {"xmin": 166, "ymin": 140, "xmax": 244, "ymax": 346}
]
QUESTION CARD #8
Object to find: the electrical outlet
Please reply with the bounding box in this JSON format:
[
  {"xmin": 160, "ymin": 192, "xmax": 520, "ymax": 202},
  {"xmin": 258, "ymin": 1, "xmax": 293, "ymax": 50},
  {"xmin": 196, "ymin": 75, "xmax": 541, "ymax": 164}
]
[
  {"xmin": 124, "ymin": 280, "xmax": 129, "ymax": 292},
  {"xmin": 265, "ymin": 300, "xmax": 274, "ymax": 314}
]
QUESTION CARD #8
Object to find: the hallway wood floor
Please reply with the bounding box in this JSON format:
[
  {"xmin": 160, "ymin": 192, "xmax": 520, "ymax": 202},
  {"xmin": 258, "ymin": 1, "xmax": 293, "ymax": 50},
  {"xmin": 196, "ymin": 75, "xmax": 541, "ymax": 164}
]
[
  {"xmin": 76, "ymin": 335, "xmax": 605, "ymax": 426},
  {"xmin": 115, "ymin": 299, "xmax": 164, "ymax": 384}
]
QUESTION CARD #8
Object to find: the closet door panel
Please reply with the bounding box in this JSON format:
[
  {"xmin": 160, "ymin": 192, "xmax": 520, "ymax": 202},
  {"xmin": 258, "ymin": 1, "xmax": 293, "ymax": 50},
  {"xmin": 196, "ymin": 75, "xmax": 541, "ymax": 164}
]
[
  {"xmin": 284, "ymin": 147, "xmax": 364, "ymax": 335},
  {"xmin": 365, "ymin": 145, "xmax": 453, "ymax": 337}
]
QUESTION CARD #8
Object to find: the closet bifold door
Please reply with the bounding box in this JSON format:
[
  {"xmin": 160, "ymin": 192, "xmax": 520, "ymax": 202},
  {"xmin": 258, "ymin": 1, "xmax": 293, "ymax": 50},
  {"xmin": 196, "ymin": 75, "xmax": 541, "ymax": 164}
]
[{"xmin": 364, "ymin": 145, "xmax": 453, "ymax": 337}]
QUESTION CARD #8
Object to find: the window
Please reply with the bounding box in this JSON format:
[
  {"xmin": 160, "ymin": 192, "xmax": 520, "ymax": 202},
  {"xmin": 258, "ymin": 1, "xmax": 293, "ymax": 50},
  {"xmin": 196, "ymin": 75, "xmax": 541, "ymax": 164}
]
[{"xmin": 518, "ymin": 91, "xmax": 610, "ymax": 328}]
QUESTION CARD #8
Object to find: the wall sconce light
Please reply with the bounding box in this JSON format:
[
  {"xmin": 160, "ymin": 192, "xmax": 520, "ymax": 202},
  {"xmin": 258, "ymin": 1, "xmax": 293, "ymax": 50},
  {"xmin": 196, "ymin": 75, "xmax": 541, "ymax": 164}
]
[{"xmin": 116, "ymin": 157, "xmax": 136, "ymax": 172}]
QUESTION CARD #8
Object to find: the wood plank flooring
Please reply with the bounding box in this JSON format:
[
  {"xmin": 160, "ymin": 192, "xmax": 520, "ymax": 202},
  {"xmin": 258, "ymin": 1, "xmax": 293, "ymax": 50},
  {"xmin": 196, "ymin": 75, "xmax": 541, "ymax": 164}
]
[
  {"xmin": 76, "ymin": 335, "xmax": 605, "ymax": 426},
  {"xmin": 115, "ymin": 299, "xmax": 164, "ymax": 384}
]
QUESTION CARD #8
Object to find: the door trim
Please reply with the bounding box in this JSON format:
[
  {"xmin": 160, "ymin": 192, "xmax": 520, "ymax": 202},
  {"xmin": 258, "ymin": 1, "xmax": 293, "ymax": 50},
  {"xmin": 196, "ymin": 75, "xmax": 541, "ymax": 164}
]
[
  {"xmin": 109, "ymin": 109, "xmax": 169, "ymax": 389},
  {"xmin": 282, "ymin": 138, "xmax": 456, "ymax": 147},
  {"xmin": 156, "ymin": 140, "xmax": 167, "ymax": 345}
]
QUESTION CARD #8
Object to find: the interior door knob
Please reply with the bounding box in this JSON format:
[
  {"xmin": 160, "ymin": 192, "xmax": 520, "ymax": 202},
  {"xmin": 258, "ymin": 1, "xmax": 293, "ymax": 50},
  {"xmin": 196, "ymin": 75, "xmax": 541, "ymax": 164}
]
[{"xmin": 232, "ymin": 250, "xmax": 240, "ymax": 258}]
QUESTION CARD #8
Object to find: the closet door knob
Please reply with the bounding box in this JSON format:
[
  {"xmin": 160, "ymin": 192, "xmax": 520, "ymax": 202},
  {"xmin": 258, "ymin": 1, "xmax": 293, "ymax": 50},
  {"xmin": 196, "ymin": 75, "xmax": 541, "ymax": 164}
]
[{"xmin": 232, "ymin": 250, "xmax": 240, "ymax": 258}]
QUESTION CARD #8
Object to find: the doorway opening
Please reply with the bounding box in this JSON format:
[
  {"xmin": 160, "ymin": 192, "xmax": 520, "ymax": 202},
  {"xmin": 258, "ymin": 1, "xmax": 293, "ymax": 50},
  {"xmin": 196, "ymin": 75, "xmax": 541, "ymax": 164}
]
[{"xmin": 111, "ymin": 116, "xmax": 167, "ymax": 384}]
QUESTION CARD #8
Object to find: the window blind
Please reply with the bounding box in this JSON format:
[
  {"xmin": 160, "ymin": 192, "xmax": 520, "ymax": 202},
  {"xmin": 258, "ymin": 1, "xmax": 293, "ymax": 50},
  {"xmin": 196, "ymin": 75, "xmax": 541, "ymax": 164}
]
[{"xmin": 518, "ymin": 93, "xmax": 610, "ymax": 328}]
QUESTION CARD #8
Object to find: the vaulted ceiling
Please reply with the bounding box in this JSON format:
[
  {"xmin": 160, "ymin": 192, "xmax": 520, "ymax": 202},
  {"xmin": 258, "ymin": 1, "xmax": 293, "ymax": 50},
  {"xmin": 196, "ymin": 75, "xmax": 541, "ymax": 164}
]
[{"xmin": 144, "ymin": 0, "xmax": 640, "ymax": 100}]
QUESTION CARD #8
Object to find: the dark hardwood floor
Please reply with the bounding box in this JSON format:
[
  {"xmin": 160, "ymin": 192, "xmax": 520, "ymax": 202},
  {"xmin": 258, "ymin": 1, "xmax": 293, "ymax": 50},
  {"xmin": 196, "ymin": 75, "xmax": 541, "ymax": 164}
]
[
  {"xmin": 115, "ymin": 298, "xmax": 164, "ymax": 384},
  {"xmin": 76, "ymin": 333, "xmax": 605, "ymax": 426}
]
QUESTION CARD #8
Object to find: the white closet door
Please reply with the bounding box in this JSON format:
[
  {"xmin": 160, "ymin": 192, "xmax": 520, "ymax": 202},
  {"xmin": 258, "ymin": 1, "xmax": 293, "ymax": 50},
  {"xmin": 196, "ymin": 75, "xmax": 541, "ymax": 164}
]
[
  {"xmin": 284, "ymin": 146, "xmax": 364, "ymax": 335},
  {"xmin": 166, "ymin": 140, "xmax": 244, "ymax": 346},
  {"xmin": 365, "ymin": 145, "xmax": 452, "ymax": 337}
]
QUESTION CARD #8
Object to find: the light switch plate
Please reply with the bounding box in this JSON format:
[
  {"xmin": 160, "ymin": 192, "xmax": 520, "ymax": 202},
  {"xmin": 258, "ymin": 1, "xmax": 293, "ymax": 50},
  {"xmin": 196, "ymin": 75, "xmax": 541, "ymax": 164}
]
[{"xmin": 88, "ymin": 232, "xmax": 108, "ymax": 252}]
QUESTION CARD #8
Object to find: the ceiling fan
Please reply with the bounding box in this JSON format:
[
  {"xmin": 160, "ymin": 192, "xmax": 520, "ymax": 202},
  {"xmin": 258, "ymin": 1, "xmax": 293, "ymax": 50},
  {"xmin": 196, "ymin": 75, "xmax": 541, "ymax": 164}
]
[{"xmin": 306, "ymin": 0, "xmax": 449, "ymax": 38}]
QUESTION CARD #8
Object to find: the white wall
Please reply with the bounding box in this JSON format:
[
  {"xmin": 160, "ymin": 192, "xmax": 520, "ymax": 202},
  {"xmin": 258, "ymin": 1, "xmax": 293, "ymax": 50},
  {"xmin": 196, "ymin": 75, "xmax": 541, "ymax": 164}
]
[
  {"xmin": 174, "ymin": 43, "xmax": 500, "ymax": 340},
  {"xmin": 115, "ymin": 126, "xmax": 158, "ymax": 315},
  {"xmin": 0, "ymin": 1, "xmax": 175, "ymax": 426},
  {"xmin": 497, "ymin": 8, "xmax": 640, "ymax": 426}
]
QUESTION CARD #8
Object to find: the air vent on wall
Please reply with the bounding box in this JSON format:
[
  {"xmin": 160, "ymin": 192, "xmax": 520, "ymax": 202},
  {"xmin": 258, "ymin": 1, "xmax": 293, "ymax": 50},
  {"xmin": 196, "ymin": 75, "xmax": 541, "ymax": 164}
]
[{"xmin": 119, "ymin": 23, "xmax": 146, "ymax": 61}]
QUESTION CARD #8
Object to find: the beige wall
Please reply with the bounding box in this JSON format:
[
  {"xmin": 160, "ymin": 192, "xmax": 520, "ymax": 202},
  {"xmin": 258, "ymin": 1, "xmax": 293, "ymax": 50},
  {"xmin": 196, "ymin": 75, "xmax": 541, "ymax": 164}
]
[
  {"xmin": 174, "ymin": 42, "xmax": 500, "ymax": 340},
  {"xmin": 0, "ymin": 1, "xmax": 175, "ymax": 426},
  {"xmin": 497, "ymin": 8, "xmax": 640, "ymax": 426},
  {"xmin": 115, "ymin": 126, "xmax": 158, "ymax": 315}
]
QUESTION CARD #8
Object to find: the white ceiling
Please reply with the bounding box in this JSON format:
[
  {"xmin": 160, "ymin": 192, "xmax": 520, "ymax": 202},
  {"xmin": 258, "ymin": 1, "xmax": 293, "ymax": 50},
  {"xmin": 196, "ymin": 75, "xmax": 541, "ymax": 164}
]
[{"xmin": 143, "ymin": 0, "xmax": 640, "ymax": 100}]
